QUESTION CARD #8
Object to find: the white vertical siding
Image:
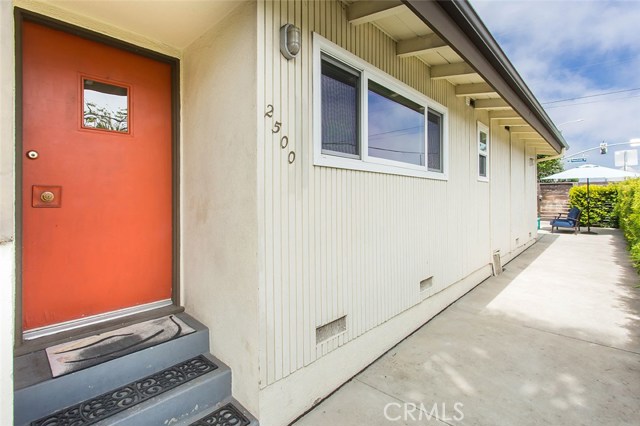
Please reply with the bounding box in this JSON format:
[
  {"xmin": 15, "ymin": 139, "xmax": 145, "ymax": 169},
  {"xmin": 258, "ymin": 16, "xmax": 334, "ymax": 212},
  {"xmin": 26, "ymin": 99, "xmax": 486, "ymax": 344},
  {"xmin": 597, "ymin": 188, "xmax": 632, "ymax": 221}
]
[
  {"xmin": 510, "ymin": 137, "xmax": 526, "ymax": 250},
  {"xmin": 490, "ymin": 123, "xmax": 513, "ymax": 256},
  {"xmin": 259, "ymin": 0, "xmax": 534, "ymax": 387}
]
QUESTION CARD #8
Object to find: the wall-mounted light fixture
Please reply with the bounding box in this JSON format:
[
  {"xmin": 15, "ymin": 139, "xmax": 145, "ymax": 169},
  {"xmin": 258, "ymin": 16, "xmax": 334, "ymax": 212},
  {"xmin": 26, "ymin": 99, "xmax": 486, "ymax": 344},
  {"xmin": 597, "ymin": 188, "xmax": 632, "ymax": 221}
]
[{"xmin": 280, "ymin": 24, "xmax": 301, "ymax": 60}]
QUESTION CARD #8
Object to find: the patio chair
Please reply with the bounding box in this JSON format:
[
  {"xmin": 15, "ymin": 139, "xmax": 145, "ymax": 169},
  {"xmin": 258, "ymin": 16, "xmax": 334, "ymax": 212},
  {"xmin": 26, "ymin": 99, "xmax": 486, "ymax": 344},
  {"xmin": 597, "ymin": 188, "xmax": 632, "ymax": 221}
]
[{"xmin": 550, "ymin": 207, "xmax": 581, "ymax": 234}]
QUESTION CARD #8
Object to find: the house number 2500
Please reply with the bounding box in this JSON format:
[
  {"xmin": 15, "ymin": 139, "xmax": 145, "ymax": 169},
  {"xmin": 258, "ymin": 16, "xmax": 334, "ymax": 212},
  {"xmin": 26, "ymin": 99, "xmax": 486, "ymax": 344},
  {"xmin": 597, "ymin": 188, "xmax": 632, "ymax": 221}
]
[{"xmin": 265, "ymin": 104, "xmax": 295, "ymax": 164}]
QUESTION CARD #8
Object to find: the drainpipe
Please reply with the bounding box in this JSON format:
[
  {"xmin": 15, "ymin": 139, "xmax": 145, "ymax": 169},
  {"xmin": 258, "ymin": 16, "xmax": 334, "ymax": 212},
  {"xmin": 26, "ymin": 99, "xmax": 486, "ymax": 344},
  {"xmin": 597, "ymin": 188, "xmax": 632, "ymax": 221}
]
[{"xmin": 508, "ymin": 126, "xmax": 513, "ymax": 253}]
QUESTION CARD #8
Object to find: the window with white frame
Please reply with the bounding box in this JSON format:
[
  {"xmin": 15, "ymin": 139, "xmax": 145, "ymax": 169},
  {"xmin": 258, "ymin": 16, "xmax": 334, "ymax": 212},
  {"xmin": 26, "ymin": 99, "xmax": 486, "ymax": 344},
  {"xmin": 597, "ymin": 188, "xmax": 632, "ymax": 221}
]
[
  {"xmin": 315, "ymin": 35, "xmax": 448, "ymax": 179},
  {"xmin": 321, "ymin": 56, "xmax": 360, "ymax": 158},
  {"xmin": 477, "ymin": 122, "xmax": 489, "ymax": 181}
]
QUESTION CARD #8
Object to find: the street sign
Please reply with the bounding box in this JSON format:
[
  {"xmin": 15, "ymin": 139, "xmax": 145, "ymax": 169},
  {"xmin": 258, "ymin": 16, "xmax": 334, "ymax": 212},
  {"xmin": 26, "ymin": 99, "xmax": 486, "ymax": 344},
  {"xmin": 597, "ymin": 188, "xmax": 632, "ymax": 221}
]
[
  {"xmin": 568, "ymin": 157, "xmax": 587, "ymax": 163},
  {"xmin": 614, "ymin": 149, "xmax": 638, "ymax": 167}
]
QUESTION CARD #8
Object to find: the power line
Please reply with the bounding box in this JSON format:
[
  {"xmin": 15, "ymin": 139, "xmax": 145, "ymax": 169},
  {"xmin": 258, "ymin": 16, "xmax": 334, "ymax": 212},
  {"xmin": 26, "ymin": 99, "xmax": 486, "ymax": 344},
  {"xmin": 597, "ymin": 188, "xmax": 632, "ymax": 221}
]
[
  {"xmin": 369, "ymin": 126, "xmax": 423, "ymax": 138},
  {"xmin": 545, "ymin": 94, "xmax": 640, "ymax": 109},
  {"xmin": 542, "ymin": 87, "xmax": 640, "ymax": 104},
  {"xmin": 562, "ymin": 56, "xmax": 637, "ymax": 72}
]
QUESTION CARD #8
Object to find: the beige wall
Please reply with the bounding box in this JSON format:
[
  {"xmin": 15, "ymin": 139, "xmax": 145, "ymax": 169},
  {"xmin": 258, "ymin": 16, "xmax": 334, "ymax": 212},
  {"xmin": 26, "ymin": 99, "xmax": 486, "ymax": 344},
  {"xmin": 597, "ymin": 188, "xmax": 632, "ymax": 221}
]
[
  {"xmin": 0, "ymin": 0, "xmax": 15, "ymax": 422},
  {"xmin": 257, "ymin": 0, "xmax": 539, "ymax": 424},
  {"xmin": 182, "ymin": 1, "xmax": 260, "ymax": 415}
]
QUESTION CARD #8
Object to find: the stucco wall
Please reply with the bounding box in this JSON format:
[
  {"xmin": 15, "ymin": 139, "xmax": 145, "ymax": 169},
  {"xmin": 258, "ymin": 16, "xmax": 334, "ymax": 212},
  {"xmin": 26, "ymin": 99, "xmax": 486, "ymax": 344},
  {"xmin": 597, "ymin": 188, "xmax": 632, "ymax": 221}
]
[
  {"xmin": 182, "ymin": 1, "xmax": 260, "ymax": 415},
  {"xmin": 0, "ymin": 0, "xmax": 15, "ymax": 423}
]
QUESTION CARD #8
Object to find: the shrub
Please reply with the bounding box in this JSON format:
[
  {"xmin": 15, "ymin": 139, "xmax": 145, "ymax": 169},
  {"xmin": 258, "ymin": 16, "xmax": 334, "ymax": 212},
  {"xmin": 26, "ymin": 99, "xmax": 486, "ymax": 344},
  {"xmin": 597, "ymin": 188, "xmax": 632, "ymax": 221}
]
[
  {"xmin": 568, "ymin": 184, "xmax": 619, "ymax": 228},
  {"xmin": 615, "ymin": 178, "xmax": 640, "ymax": 269}
]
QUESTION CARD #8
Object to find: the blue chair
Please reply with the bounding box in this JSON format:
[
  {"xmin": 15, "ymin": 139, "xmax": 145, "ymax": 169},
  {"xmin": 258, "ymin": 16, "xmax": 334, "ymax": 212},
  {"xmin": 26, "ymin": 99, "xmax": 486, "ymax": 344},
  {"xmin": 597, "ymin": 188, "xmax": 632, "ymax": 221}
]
[{"xmin": 550, "ymin": 207, "xmax": 581, "ymax": 234}]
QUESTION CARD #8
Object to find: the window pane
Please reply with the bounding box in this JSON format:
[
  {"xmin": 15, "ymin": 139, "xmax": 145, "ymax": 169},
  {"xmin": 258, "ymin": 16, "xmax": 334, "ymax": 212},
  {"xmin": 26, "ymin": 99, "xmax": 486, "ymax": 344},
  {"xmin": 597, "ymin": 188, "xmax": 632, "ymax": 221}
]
[
  {"xmin": 368, "ymin": 81, "xmax": 425, "ymax": 166},
  {"xmin": 479, "ymin": 154, "xmax": 487, "ymax": 177},
  {"xmin": 427, "ymin": 110, "xmax": 442, "ymax": 171},
  {"xmin": 321, "ymin": 58, "xmax": 359, "ymax": 156},
  {"xmin": 83, "ymin": 79, "xmax": 128, "ymax": 133},
  {"xmin": 479, "ymin": 131, "xmax": 488, "ymax": 153}
]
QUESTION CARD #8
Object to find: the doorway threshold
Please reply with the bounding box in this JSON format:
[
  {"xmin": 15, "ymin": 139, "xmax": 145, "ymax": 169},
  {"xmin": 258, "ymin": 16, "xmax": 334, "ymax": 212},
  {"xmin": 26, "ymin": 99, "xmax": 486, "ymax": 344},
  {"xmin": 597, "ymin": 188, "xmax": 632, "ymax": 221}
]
[{"xmin": 15, "ymin": 303, "xmax": 184, "ymax": 357}]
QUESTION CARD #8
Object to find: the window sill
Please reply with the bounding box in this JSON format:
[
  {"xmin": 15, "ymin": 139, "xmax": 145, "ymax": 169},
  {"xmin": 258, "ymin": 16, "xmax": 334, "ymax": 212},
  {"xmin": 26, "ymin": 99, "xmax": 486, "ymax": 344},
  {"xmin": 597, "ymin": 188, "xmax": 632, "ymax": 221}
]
[
  {"xmin": 314, "ymin": 154, "xmax": 448, "ymax": 181},
  {"xmin": 477, "ymin": 176, "xmax": 490, "ymax": 183}
]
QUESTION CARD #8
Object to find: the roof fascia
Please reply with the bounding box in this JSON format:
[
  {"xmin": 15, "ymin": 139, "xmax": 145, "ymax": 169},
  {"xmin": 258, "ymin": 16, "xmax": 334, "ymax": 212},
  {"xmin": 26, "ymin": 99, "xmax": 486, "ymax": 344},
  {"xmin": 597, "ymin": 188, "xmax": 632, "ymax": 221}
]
[{"xmin": 402, "ymin": 0, "xmax": 568, "ymax": 153}]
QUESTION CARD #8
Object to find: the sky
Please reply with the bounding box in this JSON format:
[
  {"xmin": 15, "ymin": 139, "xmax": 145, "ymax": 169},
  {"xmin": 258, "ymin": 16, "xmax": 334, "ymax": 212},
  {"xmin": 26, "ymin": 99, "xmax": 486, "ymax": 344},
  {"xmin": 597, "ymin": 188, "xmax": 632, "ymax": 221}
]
[{"xmin": 470, "ymin": 0, "xmax": 640, "ymax": 170}]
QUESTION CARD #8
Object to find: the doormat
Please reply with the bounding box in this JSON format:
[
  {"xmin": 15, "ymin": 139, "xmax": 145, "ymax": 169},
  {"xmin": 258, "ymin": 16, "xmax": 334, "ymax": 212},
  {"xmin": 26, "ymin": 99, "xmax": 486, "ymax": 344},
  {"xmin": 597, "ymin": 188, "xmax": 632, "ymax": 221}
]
[{"xmin": 45, "ymin": 315, "xmax": 195, "ymax": 377}]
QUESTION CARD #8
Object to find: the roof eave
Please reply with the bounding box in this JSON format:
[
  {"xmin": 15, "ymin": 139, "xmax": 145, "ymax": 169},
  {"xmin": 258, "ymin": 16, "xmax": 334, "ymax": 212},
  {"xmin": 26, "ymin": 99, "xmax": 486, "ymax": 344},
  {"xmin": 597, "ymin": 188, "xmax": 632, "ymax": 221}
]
[{"xmin": 402, "ymin": 0, "xmax": 568, "ymax": 154}]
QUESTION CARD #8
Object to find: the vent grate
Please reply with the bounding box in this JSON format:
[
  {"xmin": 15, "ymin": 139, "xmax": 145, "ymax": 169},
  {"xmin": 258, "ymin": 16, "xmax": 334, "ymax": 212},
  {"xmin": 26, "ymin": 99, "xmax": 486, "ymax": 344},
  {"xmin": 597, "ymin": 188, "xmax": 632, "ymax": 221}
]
[
  {"xmin": 420, "ymin": 276, "xmax": 434, "ymax": 292},
  {"xmin": 316, "ymin": 316, "xmax": 346, "ymax": 343}
]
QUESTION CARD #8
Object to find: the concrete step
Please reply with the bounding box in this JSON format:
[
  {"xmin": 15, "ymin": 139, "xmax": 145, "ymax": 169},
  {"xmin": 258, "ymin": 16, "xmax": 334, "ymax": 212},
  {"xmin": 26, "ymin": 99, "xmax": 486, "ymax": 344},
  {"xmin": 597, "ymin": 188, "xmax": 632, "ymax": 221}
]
[
  {"xmin": 22, "ymin": 353, "xmax": 232, "ymax": 426},
  {"xmin": 14, "ymin": 313, "xmax": 212, "ymax": 426},
  {"xmin": 173, "ymin": 397, "xmax": 259, "ymax": 426}
]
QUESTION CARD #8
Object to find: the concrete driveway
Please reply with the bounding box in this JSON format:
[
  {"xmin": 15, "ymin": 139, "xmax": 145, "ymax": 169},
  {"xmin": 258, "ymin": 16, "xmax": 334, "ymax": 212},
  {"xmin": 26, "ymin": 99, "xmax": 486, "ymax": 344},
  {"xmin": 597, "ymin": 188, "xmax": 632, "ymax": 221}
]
[{"xmin": 294, "ymin": 228, "xmax": 640, "ymax": 425}]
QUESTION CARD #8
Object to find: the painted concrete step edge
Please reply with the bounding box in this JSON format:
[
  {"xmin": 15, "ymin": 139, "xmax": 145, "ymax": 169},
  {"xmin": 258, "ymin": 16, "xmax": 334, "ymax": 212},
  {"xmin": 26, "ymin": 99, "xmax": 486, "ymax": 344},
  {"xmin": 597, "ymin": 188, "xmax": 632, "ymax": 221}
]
[
  {"xmin": 15, "ymin": 313, "xmax": 210, "ymax": 391},
  {"xmin": 14, "ymin": 313, "xmax": 212, "ymax": 426},
  {"xmin": 172, "ymin": 397, "xmax": 259, "ymax": 426},
  {"xmin": 19, "ymin": 353, "xmax": 231, "ymax": 426}
]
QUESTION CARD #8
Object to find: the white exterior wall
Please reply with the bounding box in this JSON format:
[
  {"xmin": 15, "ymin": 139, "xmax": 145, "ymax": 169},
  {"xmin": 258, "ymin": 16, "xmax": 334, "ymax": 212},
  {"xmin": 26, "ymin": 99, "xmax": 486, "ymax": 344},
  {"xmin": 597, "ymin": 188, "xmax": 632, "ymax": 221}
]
[
  {"xmin": 490, "ymin": 123, "xmax": 539, "ymax": 263},
  {"xmin": 257, "ymin": 1, "xmax": 539, "ymax": 424},
  {"xmin": 1, "ymin": 0, "xmax": 15, "ymax": 423},
  {"xmin": 182, "ymin": 1, "xmax": 261, "ymax": 414}
]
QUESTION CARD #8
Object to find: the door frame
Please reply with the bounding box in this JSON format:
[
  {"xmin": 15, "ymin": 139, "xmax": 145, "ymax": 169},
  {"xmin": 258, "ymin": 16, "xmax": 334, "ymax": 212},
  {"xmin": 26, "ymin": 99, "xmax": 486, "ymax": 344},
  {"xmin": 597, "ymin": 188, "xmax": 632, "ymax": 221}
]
[{"xmin": 14, "ymin": 8, "xmax": 181, "ymax": 351}]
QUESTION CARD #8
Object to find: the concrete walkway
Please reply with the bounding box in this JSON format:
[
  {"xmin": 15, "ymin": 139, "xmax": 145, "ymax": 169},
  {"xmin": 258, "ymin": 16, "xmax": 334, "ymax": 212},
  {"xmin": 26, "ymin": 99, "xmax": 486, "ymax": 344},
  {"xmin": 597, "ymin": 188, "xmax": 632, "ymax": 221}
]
[{"xmin": 294, "ymin": 228, "xmax": 640, "ymax": 425}]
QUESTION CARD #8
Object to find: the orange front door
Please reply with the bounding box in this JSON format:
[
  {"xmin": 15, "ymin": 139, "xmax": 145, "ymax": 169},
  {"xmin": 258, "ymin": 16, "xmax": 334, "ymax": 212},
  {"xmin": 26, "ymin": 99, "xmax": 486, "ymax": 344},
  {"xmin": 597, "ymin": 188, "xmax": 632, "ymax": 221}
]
[{"xmin": 22, "ymin": 21, "xmax": 174, "ymax": 332}]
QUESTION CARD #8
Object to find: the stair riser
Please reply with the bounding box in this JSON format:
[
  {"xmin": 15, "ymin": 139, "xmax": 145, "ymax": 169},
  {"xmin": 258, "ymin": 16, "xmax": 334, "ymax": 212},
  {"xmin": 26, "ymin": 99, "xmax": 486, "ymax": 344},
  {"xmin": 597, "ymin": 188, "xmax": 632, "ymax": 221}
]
[
  {"xmin": 174, "ymin": 398, "xmax": 260, "ymax": 426},
  {"xmin": 95, "ymin": 367, "xmax": 231, "ymax": 426}
]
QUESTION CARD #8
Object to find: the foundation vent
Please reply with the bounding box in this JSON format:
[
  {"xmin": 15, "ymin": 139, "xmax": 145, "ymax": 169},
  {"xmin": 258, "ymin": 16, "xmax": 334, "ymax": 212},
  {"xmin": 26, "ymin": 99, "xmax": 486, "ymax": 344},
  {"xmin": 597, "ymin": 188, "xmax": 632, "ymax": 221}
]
[
  {"xmin": 492, "ymin": 250, "xmax": 503, "ymax": 276},
  {"xmin": 420, "ymin": 276, "xmax": 434, "ymax": 293},
  {"xmin": 316, "ymin": 315, "xmax": 346, "ymax": 343}
]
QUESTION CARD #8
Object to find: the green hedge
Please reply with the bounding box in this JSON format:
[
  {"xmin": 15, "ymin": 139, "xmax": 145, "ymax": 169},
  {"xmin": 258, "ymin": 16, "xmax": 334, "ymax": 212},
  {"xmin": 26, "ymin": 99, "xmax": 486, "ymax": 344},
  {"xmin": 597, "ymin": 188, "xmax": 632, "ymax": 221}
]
[
  {"xmin": 615, "ymin": 179, "xmax": 640, "ymax": 269},
  {"xmin": 568, "ymin": 184, "xmax": 619, "ymax": 228}
]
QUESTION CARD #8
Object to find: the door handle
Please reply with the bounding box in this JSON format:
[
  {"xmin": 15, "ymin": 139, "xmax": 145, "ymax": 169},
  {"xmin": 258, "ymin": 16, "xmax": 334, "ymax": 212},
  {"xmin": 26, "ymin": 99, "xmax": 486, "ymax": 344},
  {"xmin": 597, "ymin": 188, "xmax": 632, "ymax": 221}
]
[{"xmin": 26, "ymin": 150, "xmax": 39, "ymax": 159}]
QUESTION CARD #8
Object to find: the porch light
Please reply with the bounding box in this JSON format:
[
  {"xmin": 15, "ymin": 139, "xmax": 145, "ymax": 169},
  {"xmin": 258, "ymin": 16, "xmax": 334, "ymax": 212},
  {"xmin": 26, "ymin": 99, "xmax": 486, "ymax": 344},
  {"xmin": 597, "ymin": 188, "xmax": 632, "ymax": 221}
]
[{"xmin": 280, "ymin": 24, "xmax": 301, "ymax": 60}]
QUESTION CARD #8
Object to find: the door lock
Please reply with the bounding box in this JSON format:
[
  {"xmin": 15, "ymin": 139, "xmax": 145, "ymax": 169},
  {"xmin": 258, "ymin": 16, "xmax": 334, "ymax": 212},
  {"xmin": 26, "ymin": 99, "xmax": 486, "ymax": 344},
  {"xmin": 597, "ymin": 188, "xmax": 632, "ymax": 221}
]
[
  {"xmin": 26, "ymin": 150, "xmax": 39, "ymax": 159},
  {"xmin": 40, "ymin": 191, "xmax": 55, "ymax": 203},
  {"xmin": 32, "ymin": 186, "xmax": 62, "ymax": 208}
]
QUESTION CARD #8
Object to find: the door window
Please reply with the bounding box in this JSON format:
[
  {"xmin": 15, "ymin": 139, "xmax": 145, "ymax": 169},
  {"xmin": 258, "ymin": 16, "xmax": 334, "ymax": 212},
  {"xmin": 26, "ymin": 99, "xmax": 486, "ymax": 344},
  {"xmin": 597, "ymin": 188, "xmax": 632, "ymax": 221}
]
[{"xmin": 82, "ymin": 79, "xmax": 129, "ymax": 133}]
